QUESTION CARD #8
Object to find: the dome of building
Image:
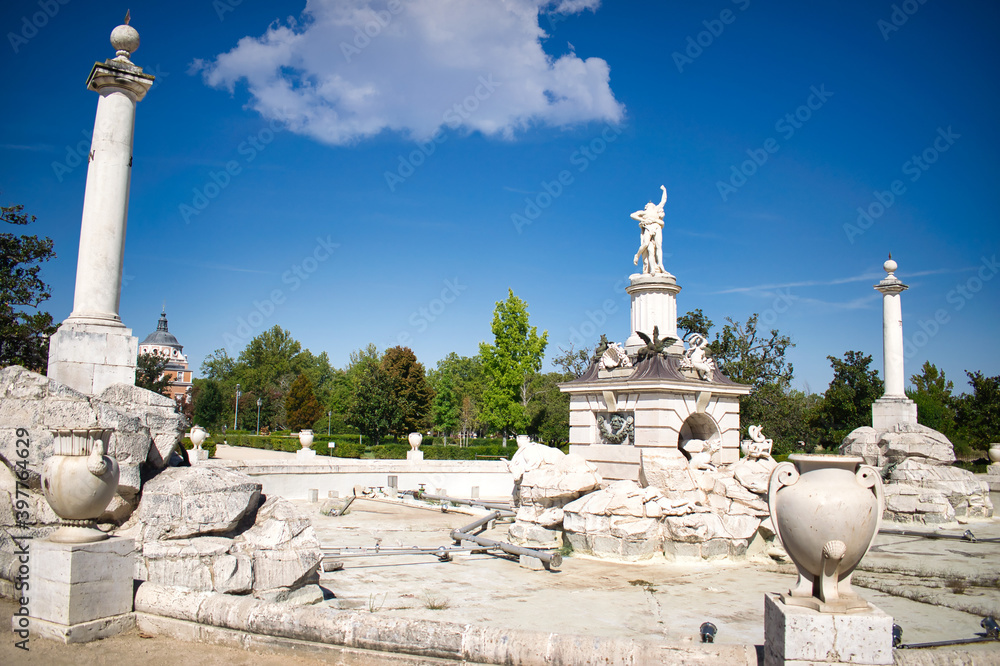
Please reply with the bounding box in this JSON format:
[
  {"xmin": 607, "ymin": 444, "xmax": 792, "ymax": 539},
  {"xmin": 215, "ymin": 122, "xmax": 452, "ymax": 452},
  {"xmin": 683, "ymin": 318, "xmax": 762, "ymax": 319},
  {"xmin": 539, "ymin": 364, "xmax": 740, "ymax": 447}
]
[{"xmin": 141, "ymin": 310, "xmax": 182, "ymax": 349}]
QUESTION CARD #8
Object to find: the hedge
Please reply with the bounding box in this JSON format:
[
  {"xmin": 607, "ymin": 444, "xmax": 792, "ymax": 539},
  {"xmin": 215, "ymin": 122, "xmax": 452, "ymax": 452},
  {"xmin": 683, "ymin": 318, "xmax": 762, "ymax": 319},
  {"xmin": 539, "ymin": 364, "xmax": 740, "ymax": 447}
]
[{"xmin": 181, "ymin": 437, "xmax": 217, "ymax": 459}]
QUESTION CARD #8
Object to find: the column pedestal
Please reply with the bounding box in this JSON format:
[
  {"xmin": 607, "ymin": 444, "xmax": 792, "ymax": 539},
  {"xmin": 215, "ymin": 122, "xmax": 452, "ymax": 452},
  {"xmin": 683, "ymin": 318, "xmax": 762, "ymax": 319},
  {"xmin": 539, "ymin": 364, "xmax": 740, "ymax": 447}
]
[
  {"xmin": 22, "ymin": 536, "xmax": 136, "ymax": 643},
  {"xmin": 624, "ymin": 273, "xmax": 684, "ymax": 355},
  {"xmin": 763, "ymin": 593, "xmax": 893, "ymax": 666},
  {"xmin": 871, "ymin": 396, "xmax": 917, "ymax": 431},
  {"xmin": 47, "ymin": 322, "xmax": 138, "ymax": 396}
]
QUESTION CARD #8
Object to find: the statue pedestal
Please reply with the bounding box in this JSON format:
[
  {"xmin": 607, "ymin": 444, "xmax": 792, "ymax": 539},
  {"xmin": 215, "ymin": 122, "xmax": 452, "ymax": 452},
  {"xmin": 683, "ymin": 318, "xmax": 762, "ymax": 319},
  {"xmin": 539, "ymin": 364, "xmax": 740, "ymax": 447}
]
[
  {"xmin": 871, "ymin": 396, "xmax": 917, "ymax": 431},
  {"xmin": 624, "ymin": 273, "xmax": 684, "ymax": 355},
  {"xmin": 190, "ymin": 448, "xmax": 209, "ymax": 463},
  {"xmin": 296, "ymin": 448, "xmax": 317, "ymax": 461},
  {"xmin": 763, "ymin": 593, "xmax": 892, "ymax": 666},
  {"xmin": 407, "ymin": 450, "xmax": 424, "ymax": 461},
  {"xmin": 47, "ymin": 322, "xmax": 137, "ymax": 396},
  {"xmin": 21, "ymin": 536, "xmax": 135, "ymax": 643},
  {"xmin": 987, "ymin": 464, "xmax": 1000, "ymax": 492}
]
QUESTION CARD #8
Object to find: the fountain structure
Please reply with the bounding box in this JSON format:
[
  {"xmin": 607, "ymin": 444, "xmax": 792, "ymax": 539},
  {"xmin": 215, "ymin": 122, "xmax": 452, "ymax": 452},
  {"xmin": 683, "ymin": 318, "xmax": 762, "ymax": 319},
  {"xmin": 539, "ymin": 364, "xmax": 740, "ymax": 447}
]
[{"xmin": 507, "ymin": 187, "xmax": 782, "ymax": 562}]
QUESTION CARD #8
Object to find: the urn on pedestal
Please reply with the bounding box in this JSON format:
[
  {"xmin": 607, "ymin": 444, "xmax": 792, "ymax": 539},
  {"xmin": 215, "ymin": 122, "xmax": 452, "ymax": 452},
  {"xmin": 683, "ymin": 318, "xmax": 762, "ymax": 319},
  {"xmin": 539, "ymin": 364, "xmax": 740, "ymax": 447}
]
[
  {"xmin": 408, "ymin": 432, "xmax": 423, "ymax": 451},
  {"xmin": 767, "ymin": 454, "xmax": 883, "ymax": 613},
  {"xmin": 298, "ymin": 429, "xmax": 314, "ymax": 450},
  {"xmin": 42, "ymin": 428, "xmax": 120, "ymax": 544},
  {"xmin": 190, "ymin": 425, "xmax": 208, "ymax": 450},
  {"xmin": 989, "ymin": 444, "xmax": 1000, "ymax": 464}
]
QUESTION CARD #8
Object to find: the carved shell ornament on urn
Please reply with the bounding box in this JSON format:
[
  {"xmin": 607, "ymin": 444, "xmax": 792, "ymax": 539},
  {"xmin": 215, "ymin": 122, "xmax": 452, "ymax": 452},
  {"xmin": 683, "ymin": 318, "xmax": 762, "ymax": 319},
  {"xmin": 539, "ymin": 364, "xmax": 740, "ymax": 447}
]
[
  {"xmin": 408, "ymin": 432, "xmax": 423, "ymax": 451},
  {"xmin": 43, "ymin": 428, "xmax": 120, "ymax": 544},
  {"xmin": 767, "ymin": 454, "xmax": 883, "ymax": 613},
  {"xmin": 298, "ymin": 429, "xmax": 314, "ymax": 450}
]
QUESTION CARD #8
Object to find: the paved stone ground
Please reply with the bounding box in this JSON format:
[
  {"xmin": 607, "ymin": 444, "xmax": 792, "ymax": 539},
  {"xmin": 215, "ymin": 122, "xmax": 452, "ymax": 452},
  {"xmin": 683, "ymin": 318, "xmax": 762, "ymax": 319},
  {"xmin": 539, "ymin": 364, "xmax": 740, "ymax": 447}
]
[{"xmin": 311, "ymin": 496, "xmax": 1000, "ymax": 648}]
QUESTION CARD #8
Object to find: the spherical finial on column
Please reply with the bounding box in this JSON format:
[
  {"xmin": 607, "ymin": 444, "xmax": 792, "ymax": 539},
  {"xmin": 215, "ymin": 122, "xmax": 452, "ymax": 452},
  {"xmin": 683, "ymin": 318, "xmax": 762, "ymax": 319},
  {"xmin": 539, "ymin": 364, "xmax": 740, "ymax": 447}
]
[
  {"xmin": 883, "ymin": 254, "xmax": 897, "ymax": 276},
  {"xmin": 110, "ymin": 11, "xmax": 139, "ymax": 62}
]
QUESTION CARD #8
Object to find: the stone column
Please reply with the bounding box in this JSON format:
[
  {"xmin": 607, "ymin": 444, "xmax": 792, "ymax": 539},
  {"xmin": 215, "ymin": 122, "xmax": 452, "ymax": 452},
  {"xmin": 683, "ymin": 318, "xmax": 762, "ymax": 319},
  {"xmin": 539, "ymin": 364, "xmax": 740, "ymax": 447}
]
[
  {"xmin": 47, "ymin": 19, "xmax": 155, "ymax": 396},
  {"xmin": 624, "ymin": 273, "xmax": 685, "ymax": 355},
  {"xmin": 872, "ymin": 257, "xmax": 917, "ymax": 429}
]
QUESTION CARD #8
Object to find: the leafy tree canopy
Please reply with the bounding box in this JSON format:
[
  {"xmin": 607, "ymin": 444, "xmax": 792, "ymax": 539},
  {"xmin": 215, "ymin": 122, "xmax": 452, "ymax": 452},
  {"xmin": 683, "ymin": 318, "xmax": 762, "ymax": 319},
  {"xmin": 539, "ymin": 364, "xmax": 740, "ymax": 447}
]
[
  {"xmin": 812, "ymin": 351, "xmax": 883, "ymax": 446},
  {"xmin": 136, "ymin": 351, "xmax": 171, "ymax": 396},
  {"xmin": 1, "ymin": 203, "xmax": 57, "ymax": 372},
  {"xmin": 479, "ymin": 290, "xmax": 548, "ymax": 435},
  {"xmin": 286, "ymin": 373, "xmax": 324, "ymax": 432}
]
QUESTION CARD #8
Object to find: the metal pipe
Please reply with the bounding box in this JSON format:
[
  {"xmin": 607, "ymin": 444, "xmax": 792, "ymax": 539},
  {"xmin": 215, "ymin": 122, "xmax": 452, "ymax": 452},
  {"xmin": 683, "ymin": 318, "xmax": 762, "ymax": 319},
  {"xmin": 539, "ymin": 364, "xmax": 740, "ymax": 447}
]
[
  {"xmin": 335, "ymin": 494, "xmax": 355, "ymax": 516},
  {"xmin": 450, "ymin": 511, "xmax": 562, "ymax": 569},
  {"xmin": 879, "ymin": 528, "xmax": 999, "ymax": 543},
  {"xmin": 899, "ymin": 637, "xmax": 999, "ymax": 649},
  {"xmin": 403, "ymin": 490, "xmax": 513, "ymax": 513}
]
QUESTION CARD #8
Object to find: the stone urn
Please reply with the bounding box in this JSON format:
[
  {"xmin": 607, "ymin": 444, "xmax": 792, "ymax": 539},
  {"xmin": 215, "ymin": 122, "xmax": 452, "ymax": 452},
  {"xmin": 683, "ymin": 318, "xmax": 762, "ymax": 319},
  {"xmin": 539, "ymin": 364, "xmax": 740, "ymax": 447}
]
[
  {"xmin": 989, "ymin": 444, "xmax": 1000, "ymax": 464},
  {"xmin": 298, "ymin": 429, "xmax": 314, "ymax": 450},
  {"xmin": 408, "ymin": 432, "xmax": 423, "ymax": 451},
  {"xmin": 767, "ymin": 454, "xmax": 883, "ymax": 612},
  {"xmin": 190, "ymin": 425, "xmax": 208, "ymax": 450},
  {"xmin": 42, "ymin": 428, "xmax": 119, "ymax": 544},
  {"xmin": 516, "ymin": 435, "xmax": 531, "ymax": 448}
]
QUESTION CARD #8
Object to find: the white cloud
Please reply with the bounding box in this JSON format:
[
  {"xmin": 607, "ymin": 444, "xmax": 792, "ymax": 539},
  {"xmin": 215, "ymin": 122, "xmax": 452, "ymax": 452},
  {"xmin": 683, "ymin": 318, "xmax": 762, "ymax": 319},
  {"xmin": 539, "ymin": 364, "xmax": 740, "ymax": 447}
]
[{"xmin": 195, "ymin": 0, "xmax": 623, "ymax": 146}]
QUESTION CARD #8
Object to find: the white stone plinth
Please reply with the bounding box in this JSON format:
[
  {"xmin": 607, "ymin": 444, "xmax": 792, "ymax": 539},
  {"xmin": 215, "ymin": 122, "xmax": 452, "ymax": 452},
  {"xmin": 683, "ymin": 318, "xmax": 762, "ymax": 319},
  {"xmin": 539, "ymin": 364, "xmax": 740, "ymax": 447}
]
[
  {"xmin": 47, "ymin": 321, "xmax": 137, "ymax": 396},
  {"xmin": 296, "ymin": 448, "xmax": 317, "ymax": 461},
  {"xmin": 190, "ymin": 448, "xmax": 209, "ymax": 463},
  {"xmin": 871, "ymin": 396, "xmax": 917, "ymax": 431},
  {"xmin": 987, "ymin": 464, "xmax": 1000, "ymax": 492},
  {"xmin": 624, "ymin": 273, "xmax": 684, "ymax": 355},
  {"xmin": 406, "ymin": 450, "xmax": 424, "ymax": 461},
  {"xmin": 764, "ymin": 593, "xmax": 893, "ymax": 666},
  {"xmin": 29, "ymin": 536, "xmax": 135, "ymax": 642}
]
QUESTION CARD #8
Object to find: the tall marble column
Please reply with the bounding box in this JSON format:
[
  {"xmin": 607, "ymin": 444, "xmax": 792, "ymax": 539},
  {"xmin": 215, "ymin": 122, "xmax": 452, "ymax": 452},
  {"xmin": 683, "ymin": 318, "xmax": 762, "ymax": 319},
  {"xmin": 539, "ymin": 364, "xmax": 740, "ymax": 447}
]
[
  {"xmin": 872, "ymin": 256, "xmax": 917, "ymax": 429},
  {"xmin": 47, "ymin": 18, "xmax": 155, "ymax": 396}
]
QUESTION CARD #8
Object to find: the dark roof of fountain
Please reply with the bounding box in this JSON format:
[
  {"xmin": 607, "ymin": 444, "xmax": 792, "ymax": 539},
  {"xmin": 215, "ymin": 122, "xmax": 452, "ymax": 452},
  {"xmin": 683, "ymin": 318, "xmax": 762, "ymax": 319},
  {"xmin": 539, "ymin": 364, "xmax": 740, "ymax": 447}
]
[{"xmin": 566, "ymin": 355, "xmax": 744, "ymax": 386}]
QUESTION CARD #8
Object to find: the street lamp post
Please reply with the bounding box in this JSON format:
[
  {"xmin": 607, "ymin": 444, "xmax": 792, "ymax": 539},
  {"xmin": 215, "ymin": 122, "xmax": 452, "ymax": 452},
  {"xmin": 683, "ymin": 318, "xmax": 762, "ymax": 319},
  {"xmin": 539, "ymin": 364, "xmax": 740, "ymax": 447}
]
[
  {"xmin": 327, "ymin": 411, "xmax": 332, "ymax": 436},
  {"xmin": 233, "ymin": 383, "xmax": 241, "ymax": 431},
  {"xmin": 257, "ymin": 397, "xmax": 263, "ymax": 435}
]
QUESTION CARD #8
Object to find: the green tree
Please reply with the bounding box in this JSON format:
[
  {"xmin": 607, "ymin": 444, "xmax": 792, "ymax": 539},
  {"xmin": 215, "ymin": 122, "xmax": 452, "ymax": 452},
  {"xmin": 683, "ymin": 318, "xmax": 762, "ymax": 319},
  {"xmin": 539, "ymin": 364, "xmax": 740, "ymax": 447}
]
[
  {"xmin": 479, "ymin": 290, "xmax": 549, "ymax": 437},
  {"xmin": 286, "ymin": 373, "xmax": 324, "ymax": 431},
  {"xmin": 347, "ymin": 359, "xmax": 401, "ymax": 444},
  {"xmin": 238, "ymin": 325, "xmax": 302, "ymax": 395},
  {"xmin": 526, "ymin": 371, "xmax": 571, "ymax": 444},
  {"xmin": 677, "ymin": 309, "xmax": 714, "ymax": 340},
  {"xmin": 136, "ymin": 351, "xmax": 170, "ymax": 395},
  {"xmin": 192, "ymin": 379, "xmax": 226, "ymax": 430},
  {"xmin": 552, "ymin": 344, "xmax": 591, "ymax": 377},
  {"xmin": 812, "ymin": 351, "xmax": 883, "ymax": 447},
  {"xmin": 711, "ymin": 313, "xmax": 794, "ymax": 388},
  {"xmin": 906, "ymin": 362, "xmax": 958, "ymax": 439},
  {"xmin": 431, "ymin": 370, "xmax": 461, "ymax": 441},
  {"xmin": 429, "ymin": 353, "xmax": 484, "ymax": 443},
  {"xmin": 381, "ymin": 346, "xmax": 434, "ymax": 438},
  {"xmin": 956, "ymin": 371, "xmax": 1000, "ymax": 452},
  {"xmin": 1, "ymin": 203, "xmax": 57, "ymax": 372}
]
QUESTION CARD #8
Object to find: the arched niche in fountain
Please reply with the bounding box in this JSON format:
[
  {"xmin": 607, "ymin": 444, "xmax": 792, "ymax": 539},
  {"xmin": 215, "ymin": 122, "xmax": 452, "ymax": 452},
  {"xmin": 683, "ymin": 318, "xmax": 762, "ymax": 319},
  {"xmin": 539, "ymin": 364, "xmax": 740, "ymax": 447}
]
[{"xmin": 678, "ymin": 412, "xmax": 722, "ymax": 459}]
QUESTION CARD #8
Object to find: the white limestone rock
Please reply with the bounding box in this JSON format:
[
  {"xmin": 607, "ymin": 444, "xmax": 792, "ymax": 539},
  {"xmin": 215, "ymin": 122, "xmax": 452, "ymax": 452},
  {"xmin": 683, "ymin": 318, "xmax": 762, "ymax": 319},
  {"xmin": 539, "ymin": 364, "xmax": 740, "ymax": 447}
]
[
  {"xmin": 889, "ymin": 459, "xmax": 992, "ymax": 519},
  {"xmin": 134, "ymin": 466, "xmax": 262, "ymax": 540},
  {"xmin": 663, "ymin": 512, "xmax": 727, "ymax": 543},
  {"xmin": 880, "ymin": 423, "xmax": 955, "ymax": 465},
  {"xmin": 97, "ymin": 383, "xmax": 186, "ymax": 469},
  {"xmin": 639, "ymin": 448, "xmax": 696, "ymax": 491},
  {"xmin": 839, "ymin": 426, "xmax": 881, "ymax": 466},
  {"xmin": 140, "ymin": 536, "xmax": 252, "ymax": 594},
  {"xmin": 507, "ymin": 442, "xmax": 565, "ymax": 482},
  {"xmin": 233, "ymin": 495, "xmax": 322, "ymax": 592},
  {"xmin": 732, "ymin": 456, "xmax": 777, "ymax": 495}
]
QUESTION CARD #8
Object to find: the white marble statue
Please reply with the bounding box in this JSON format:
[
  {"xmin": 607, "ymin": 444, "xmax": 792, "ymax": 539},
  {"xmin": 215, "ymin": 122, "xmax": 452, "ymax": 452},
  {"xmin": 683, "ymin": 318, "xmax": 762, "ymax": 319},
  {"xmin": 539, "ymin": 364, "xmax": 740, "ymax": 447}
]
[
  {"xmin": 599, "ymin": 342, "xmax": 632, "ymax": 371},
  {"xmin": 632, "ymin": 185, "xmax": 668, "ymax": 275},
  {"xmin": 745, "ymin": 425, "xmax": 774, "ymax": 460},
  {"xmin": 681, "ymin": 333, "xmax": 715, "ymax": 381}
]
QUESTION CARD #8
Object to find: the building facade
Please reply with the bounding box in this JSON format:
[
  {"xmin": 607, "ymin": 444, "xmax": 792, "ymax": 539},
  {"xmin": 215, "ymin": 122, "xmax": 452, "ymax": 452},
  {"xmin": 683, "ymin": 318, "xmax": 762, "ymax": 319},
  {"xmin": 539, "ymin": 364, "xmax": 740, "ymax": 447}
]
[{"xmin": 138, "ymin": 310, "xmax": 192, "ymax": 405}]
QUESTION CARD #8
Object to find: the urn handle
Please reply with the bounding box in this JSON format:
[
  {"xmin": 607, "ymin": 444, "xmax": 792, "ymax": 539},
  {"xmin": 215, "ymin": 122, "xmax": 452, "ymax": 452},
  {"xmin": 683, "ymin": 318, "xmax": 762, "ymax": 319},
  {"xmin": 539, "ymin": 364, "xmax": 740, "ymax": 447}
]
[
  {"xmin": 87, "ymin": 436, "xmax": 109, "ymax": 477},
  {"xmin": 767, "ymin": 461, "xmax": 799, "ymax": 557},
  {"xmin": 856, "ymin": 464, "xmax": 884, "ymax": 557}
]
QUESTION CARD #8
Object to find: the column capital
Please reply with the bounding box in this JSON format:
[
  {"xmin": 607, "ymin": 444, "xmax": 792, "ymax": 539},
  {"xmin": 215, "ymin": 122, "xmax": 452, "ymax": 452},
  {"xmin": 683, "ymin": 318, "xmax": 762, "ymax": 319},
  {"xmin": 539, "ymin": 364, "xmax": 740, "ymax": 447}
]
[
  {"xmin": 86, "ymin": 60, "xmax": 155, "ymax": 101},
  {"xmin": 874, "ymin": 276, "xmax": 908, "ymax": 296}
]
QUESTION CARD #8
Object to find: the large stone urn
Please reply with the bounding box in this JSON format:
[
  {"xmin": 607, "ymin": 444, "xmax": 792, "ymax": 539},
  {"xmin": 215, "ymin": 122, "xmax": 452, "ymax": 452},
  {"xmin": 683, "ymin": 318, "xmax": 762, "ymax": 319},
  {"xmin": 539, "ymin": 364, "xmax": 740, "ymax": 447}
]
[
  {"xmin": 42, "ymin": 428, "xmax": 119, "ymax": 544},
  {"xmin": 298, "ymin": 429, "xmax": 314, "ymax": 450},
  {"xmin": 767, "ymin": 454, "xmax": 883, "ymax": 612},
  {"xmin": 989, "ymin": 444, "xmax": 1000, "ymax": 464}
]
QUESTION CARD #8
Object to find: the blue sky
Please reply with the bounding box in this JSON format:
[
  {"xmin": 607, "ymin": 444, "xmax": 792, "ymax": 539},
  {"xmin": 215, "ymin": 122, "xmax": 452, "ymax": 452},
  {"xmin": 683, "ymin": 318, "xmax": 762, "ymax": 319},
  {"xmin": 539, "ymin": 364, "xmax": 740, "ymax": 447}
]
[{"xmin": 2, "ymin": 0, "xmax": 998, "ymax": 394}]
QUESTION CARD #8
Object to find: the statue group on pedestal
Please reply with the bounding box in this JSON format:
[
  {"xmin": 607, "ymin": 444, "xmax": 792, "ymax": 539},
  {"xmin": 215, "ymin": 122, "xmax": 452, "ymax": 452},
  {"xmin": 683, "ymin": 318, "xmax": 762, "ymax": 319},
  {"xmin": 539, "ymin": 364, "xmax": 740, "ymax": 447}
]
[{"xmin": 632, "ymin": 185, "xmax": 668, "ymax": 275}]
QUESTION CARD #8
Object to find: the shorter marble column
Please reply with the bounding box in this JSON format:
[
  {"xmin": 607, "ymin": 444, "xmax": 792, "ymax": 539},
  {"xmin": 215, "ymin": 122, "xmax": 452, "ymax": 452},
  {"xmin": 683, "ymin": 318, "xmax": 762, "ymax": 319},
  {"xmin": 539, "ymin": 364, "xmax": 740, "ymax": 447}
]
[
  {"xmin": 24, "ymin": 536, "xmax": 136, "ymax": 643},
  {"xmin": 623, "ymin": 273, "xmax": 684, "ymax": 355},
  {"xmin": 764, "ymin": 593, "xmax": 892, "ymax": 666}
]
